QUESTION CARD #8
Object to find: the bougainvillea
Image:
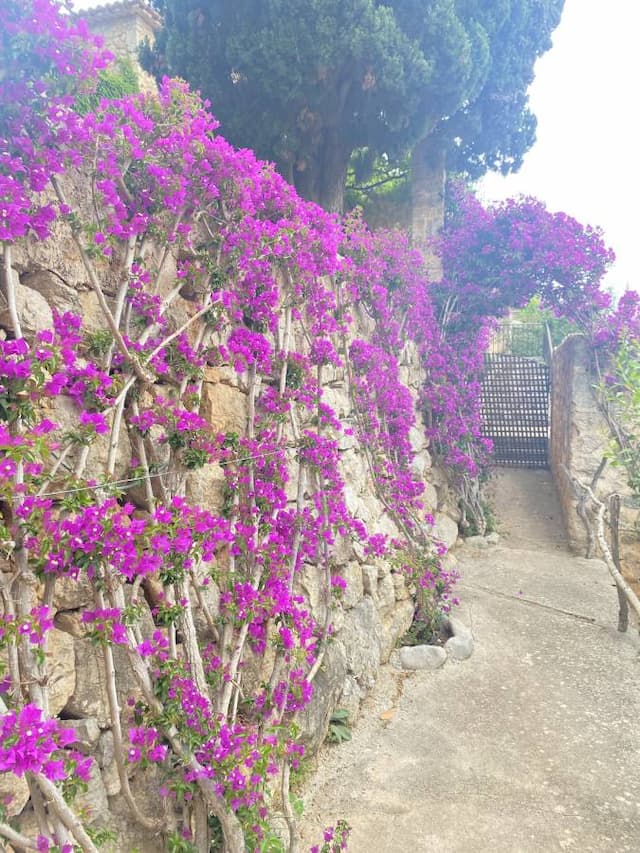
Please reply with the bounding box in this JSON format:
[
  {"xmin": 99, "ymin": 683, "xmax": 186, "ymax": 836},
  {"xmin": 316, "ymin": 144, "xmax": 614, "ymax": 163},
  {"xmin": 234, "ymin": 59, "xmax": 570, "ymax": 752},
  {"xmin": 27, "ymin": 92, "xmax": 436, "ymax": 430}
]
[{"xmin": 0, "ymin": 3, "xmax": 451, "ymax": 851}]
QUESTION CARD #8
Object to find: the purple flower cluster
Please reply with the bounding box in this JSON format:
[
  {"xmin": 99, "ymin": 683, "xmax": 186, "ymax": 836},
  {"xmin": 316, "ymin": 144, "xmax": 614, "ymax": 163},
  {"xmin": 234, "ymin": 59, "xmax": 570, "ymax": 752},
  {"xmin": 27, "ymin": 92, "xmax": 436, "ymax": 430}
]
[{"xmin": 0, "ymin": 704, "xmax": 91, "ymax": 781}]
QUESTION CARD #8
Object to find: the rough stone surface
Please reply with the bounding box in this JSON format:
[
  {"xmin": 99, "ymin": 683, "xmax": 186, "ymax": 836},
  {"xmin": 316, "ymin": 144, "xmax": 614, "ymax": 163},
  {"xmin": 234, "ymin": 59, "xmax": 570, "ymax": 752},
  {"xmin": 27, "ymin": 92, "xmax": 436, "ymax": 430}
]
[
  {"xmin": 74, "ymin": 760, "xmax": 111, "ymax": 826},
  {"xmin": 338, "ymin": 674, "xmax": 365, "ymax": 723},
  {"xmin": 52, "ymin": 574, "xmax": 94, "ymax": 611},
  {"xmin": 201, "ymin": 380, "xmax": 247, "ymax": 434},
  {"xmin": 340, "ymin": 562, "xmax": 364, "ymax": 609},
  {"xmin": 0, "ymin": 280, "xmax": 53, "ymax": 335},
  {"xmin": 298, "ymin": 641, "xmax": 348, "ymax": 751},
  {"xmin": 338, "ymin": 598, "xmax": 384, "ymax": 691},
  {"xmin": 398, "ymin": 643, "xmax": 447, "ymax": 670},
  {"xmin": 0, "ymin": 772, "xmax": 30, "ymax": 818},
  {"xmin": 432, "ymin": 513, "xmax": 459, "ymax": 550},
  {"xmin": 380, "ymin": 599, "xmax": 415, "ymax": 661},
  {"xmin": 63, "ymin": 639, "xmax": 140, "ymax": 727},
  {"xmin": 550, "ymin": 336, "xmax": 640, "ymax": 578},
  {"xmin": 62, "ymin": 717, "xmax": 101, "ymax": 753},
  {"xmin": 46, "ymin": 628, "xmax": 76, "ymax": 716},
  {"xmin": 21, "ymin": 269, "xmax": 81, "ymax": 315}
]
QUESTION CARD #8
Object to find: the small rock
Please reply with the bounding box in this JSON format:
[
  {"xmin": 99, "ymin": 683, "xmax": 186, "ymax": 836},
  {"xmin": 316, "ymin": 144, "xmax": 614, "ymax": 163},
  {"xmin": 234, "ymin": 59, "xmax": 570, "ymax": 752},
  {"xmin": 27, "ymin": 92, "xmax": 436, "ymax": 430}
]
[
  {"xmin": 486, "ymin": 532, "xmax": 501, "ymax": 545},
  {"xmin": 399, "ymin": 644, "xmax": 447, "ymax": 670},
  {"xmin": 445, "ymin": 634, "xmax": 474, "ymax": 661}
]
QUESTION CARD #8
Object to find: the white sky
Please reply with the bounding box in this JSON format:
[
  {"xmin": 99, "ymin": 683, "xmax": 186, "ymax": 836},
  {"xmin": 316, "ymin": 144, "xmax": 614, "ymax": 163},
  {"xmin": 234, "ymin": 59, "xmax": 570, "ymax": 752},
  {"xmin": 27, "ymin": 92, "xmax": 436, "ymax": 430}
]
[
  {"xmin": 73, "ymin": 0, "xmax": 637, "ymax": 294},
  {"xmin": 480, "ymin": 0, "xmax": 639, "ymax": 296}
]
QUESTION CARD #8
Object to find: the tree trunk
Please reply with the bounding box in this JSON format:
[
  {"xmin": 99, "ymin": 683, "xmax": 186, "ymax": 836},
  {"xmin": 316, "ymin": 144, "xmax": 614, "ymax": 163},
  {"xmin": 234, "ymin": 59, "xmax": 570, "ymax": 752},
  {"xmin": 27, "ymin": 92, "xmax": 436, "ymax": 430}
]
[
  {"xmin": 410, "ymin": 137, "xmax": 446, "ymax": 280},
  {"xmin": 293, "ymin": 125, "xmax": 349, "ymax": 213}
]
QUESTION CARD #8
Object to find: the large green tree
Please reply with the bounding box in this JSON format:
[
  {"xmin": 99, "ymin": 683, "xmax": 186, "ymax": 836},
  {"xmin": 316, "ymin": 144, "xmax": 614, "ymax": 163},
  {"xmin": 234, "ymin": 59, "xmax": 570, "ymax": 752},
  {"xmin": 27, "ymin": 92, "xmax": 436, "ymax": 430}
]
[{"xmin": 144, "ymin": 0, "xmax": 564, "ymax": 217}]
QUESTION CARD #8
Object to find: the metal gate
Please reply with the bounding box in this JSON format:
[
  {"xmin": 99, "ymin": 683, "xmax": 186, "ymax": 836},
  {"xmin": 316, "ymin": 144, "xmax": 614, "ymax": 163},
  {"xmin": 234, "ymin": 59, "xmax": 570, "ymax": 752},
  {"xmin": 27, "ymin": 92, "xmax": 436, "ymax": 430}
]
[{"xmin": 481, "ymin": 323, "xmax": 551, "ymax": 467}]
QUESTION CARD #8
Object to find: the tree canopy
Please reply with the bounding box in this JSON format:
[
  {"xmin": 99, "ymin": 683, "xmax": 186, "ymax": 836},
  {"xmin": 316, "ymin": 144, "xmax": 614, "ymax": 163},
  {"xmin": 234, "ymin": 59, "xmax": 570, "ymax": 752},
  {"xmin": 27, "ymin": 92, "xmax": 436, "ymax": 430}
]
[{"xmin": 145, "ymin": 1, "xmax": 563, "ymax": 211}]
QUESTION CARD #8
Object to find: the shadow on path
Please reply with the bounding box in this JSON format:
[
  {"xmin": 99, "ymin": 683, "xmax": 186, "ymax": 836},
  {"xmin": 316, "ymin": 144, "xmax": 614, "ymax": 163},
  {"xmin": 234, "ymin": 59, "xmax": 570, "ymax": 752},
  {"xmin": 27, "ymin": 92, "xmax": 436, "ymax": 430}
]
[{"xmin": 300, "ymin": 469, "xmax": 640, "ymax": 853}]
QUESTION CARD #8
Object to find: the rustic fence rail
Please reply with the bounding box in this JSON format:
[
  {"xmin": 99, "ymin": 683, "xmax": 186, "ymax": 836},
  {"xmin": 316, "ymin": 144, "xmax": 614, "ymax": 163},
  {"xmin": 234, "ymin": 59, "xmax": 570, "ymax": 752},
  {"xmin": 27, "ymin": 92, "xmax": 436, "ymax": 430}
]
[{"xmin": 563, "ymin": 465, "xmax": 640, "ymax": 634}]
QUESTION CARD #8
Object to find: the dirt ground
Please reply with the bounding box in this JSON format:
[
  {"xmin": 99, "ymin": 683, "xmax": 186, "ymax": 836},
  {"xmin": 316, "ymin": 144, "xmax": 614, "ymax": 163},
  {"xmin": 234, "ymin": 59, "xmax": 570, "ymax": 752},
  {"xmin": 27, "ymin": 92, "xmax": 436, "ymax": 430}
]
[{"xmin": 298, "ymin": 468, "xmax": 640, "ymax": 853}]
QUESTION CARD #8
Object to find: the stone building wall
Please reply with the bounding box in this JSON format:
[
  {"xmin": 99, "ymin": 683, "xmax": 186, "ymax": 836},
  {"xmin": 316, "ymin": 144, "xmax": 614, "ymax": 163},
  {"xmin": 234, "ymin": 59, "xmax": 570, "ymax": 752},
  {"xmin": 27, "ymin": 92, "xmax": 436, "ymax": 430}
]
[
  {"xmin": 80, "ymin": 0, "xmax": 161, "ymax": 94},
  {"xmin": 550, "ymin": 335, "xmax": 639, "ymax": 579}
]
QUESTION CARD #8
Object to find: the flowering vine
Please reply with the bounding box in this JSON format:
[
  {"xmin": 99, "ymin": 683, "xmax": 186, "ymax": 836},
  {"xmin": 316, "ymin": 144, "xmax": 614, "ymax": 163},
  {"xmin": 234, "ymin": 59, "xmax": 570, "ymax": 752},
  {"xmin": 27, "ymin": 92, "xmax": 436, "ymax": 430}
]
[{"xmin": 0, "ymin": 3, "xmax": 449, "ymax": 851}]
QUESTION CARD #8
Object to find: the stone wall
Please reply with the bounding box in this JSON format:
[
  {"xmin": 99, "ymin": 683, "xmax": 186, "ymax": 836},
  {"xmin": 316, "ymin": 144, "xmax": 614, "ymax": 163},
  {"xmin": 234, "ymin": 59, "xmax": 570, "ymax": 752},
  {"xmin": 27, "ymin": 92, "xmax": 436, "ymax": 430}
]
[
  {"xmin": 2, "ymin": 182, "xmax": 461, "ymax": 853},
  {"xmin": 0, "ymin": 6, "xmax": 463, "ymax": 845},
  {"xmin": 550, "ymin": 335, "xmax": 639, "ymax": 579}
]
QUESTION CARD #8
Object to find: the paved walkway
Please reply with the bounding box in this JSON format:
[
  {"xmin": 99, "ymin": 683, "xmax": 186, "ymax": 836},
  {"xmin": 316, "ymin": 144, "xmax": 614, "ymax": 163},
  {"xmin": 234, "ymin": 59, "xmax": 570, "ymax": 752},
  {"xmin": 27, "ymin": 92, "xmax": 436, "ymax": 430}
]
[{"xmin": 300, "ymin": 470, "xmax": 640, "ymax": 852}]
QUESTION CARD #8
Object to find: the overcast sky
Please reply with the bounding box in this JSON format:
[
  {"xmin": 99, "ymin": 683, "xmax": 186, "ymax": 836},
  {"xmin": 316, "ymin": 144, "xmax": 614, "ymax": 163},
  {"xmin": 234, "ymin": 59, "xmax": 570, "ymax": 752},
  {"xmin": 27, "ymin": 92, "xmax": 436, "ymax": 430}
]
[
  {"xmin": 73, "ymin": 0, "xmax": 637, "ymax": 295},
  {"xmin": 480, "ymin": 0, "xmax": 639, "ymax": 296}
]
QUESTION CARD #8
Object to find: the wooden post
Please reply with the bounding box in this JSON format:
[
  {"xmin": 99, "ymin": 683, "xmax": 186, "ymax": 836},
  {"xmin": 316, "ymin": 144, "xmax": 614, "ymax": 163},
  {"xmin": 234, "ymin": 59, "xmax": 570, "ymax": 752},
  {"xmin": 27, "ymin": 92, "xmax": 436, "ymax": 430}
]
[{"xmin": 609, "ymin": 494, "xmax": 629, "ymax": 632}]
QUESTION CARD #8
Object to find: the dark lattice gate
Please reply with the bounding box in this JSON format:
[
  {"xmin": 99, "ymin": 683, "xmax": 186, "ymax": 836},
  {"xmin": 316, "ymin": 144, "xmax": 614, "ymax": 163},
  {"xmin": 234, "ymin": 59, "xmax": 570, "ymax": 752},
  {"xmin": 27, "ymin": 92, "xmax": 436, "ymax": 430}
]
[{"xmin": 481, "ymin": 323, "xmax": 551, "ymax": 467}]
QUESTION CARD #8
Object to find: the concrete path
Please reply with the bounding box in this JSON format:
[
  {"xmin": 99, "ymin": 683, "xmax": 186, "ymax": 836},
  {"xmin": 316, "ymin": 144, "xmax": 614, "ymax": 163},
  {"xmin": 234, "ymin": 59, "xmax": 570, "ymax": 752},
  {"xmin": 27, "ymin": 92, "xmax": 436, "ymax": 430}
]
[{"xmin": 300, "ymin": 469, "xmax": 640, "ymax": 852}]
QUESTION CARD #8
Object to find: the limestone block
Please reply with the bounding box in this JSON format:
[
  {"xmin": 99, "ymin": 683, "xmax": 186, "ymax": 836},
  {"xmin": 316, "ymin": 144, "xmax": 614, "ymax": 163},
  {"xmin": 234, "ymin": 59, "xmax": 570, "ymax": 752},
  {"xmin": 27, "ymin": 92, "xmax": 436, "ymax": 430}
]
[
  {"xmin": 409, "ymin": 426, "xmax": 428, "ymax": 453},
  {"xmin": 360, "ymin": 559, "xmax": 394, "ymax": 615},
  {"xmin": 47, "ymin": 396, "xmax": 132, "ymax": 481},
  {"xmin": 96, "ymin": 729, "xmax": 121, "ymax": 796},
  {"xmin": 411, "ymin": 449, "xmax": 432, "ymax": 480},
  {"xmin": 77, "ymin": 289, "xmax": 108, "ymax": 334},
  {"xmin": 337, "ymin": 598, "xmax": 384, "ymax": 691},
  {"xmin": 376, "ymin": 572, "xmax": 396, "ymax": 615},
  {"xmin": 422, "ymin": 482, "xmax": 438, "ymax": 512},
  {"xmin": 361, "ymin": 564, "xmax": 377, "ymax": 598},
  {"xmin": 16, "ymin": 805, "xmax": 39, "ymax": 841},
  {"xmin": 0, "ymin": 772, "xmax": 30, "ymax": 817},
  {"xmin": 74, "ymin": 760, "xmax": 111, "ymax": 826},
  {"xmin": 201, "ymin": 381, "xmax": 247, "ymax": 435},
  {"xmin": 21, "ymin": 269, "xmax": 80, "ymax": 315},
  {"xmin": 0, "ymin": 279, "xmax": 53, "ymax": 336},
  {"xmin": 356, "ymin": 493, "xmax": 384, "ymax": 526},
  {"xmin": 375, "ymin": 511, "xmax": 400, "ymax": 541},
  {"xmin": 337, "ymin": 428, "xmax": 357, "ymax": 451},
  {"xmin": 332, "ymin": 532, "xmax": 355, "ymax": 566},
  {"xmin": 381, "ymin": 599, "xmax": 415, "ymax": 661},
  {"xmin": 52, "ymin": 574, "xmax": 94, "ymax": 611},
  {"xmin": 203, "ymin": 363, "xmax": 246, "ymax": 390},
  {"xmin": 339, "ymin": 452, "xmax": 368, "ymax": 495},
  {"xmin": 185, "ymin": 461, "xmax": 226, "ymax": 511},
  {"xmin": 297, "ymin": 562, "xmax": 323, "ymax": 617},
  {"xmin": 342, "ymin": 483, "xmax": 361, "ymax": 518},
  {"xmin": 319, "ymin": 385, "xmax": 352, "ymax": 421},
  {"xmin": 63, "ymin": 639, "xmax": 140, "ymax": 727},
  {"xmin": 297, "ymin": 640, "xmax": 348, "ymax": 751},
  {"xmin": 392, "ymin": 570, "xmax": 411, "ymax": 602},
  {"xmin": 53, "ymin": 610, "xmax": 85, "ymax": 638},
  {"xmin": 46, "ymin": 628, "xmax": 77, "ymax": 716},
  {"xmin": 432, "ymin": 513, "xmax": 459, "ymax": 550},
  {"xmin": 339, "ymin": 562, "xmax": 364, "ymax": 609},
  {"xmin": 338, "ymin": 674, "xmax": 364, "ymax": 723}
]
